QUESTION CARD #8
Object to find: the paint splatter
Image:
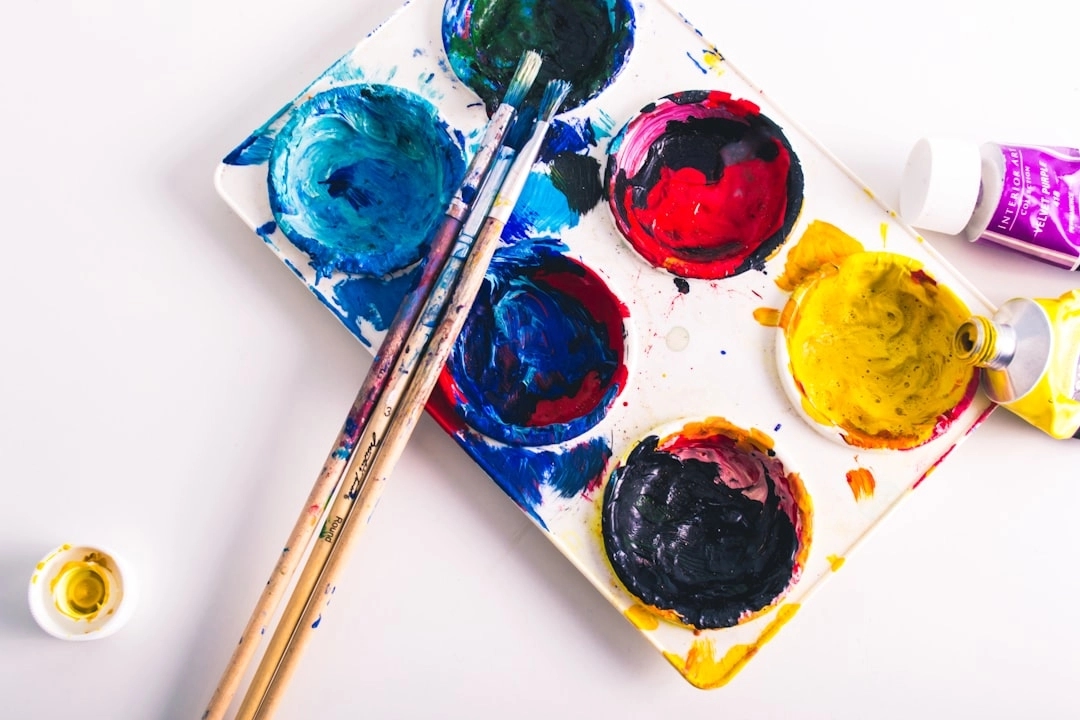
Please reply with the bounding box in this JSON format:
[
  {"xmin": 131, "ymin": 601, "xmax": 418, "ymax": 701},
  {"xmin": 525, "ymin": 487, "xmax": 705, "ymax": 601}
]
[
  {"xmin": 779, "ymin": 224, "xmax": 978, "ymax": 450},
  {"xmin": 753, "ymin": 307, "xmax": 781, "ymax": 327},
  {"xmin": 664, "ymin": 604, "xmax": 800, "ymax": 689},
  {"xmin": 606, "ymin": 90, "xmax": 804, "ymax": 280},
  {"xmin": 223, "ymin": 103, "xmax": 292, "ymax": 166},
  {"xmin": 436, "ymin": 240, "xmax": 628, "ymax": 446},
  {"xmin": 826, "ymin": 554, "xmax": 845, "ymax": 571},
  {"xmin": 674, "ymin": 278, "xmax": 690, "ymax": 294},
  {"xmin": 446, "ymin": 433, "xmax": 612, "ymax": 528},
  {"xmin": 602, "ymin": 417, "xmax": 812, "ymax": 629},
  {"xmin": 442, "ymin": 0, "xmax": 635, "ymax": 113},
  {"xmin": 845, "ymin": 467, "xmax": 876, "ymax": 501},
  {"xmin": 625, "ymin": 604, "xmax": 660, "ymax": 630},
  {"xmin": 268, "ymin": 84, "xmax": 465, "ymax": 280}
]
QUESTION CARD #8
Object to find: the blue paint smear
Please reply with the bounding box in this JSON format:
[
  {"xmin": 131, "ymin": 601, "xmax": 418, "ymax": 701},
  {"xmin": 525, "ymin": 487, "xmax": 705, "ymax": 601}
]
[
  {"xmin": 774, "ymin": 423, "xmax": 782, "ymax": 431},
  {"xmin": 223, "ymin": 103, "xmax": 291, "ymax": 166},
  {"xmin": 282, "ymin": 258, "xmax": 305, "ymax": 280},
  {"xmin": 503, "ymin": 172, "xmax": 580, "ymax": 242},
  {"xmin": 311, "ymin": 614, "xmax": 322, "ymax": 629},
  {"xmin": 445, "ymin": 243, "xmax": 621, "ymax": 446},
  {"xmin": 537, "ymin": 118, "xmax": 597, "ymax": 163},
  {"xmin": 256, "ymin": 221, "xmax": 277, "ymax": 244},
  {"xmin": 316, "ymin": 292, "xmax": 371, "ymax": 348},
  {"xmin": 461, "ymin": 434, "xmax": 612, "ymax": 528},
  {"xmin": 330, "ymin": 264, "xmax": 418, "ymax": 335},
  {"xmin": 686, "ymin": 50, "xmax": 707, "ymax": 74},
  {"xmin": 268, "ymin": 84, "xmax": 465, "ymax": 281}
]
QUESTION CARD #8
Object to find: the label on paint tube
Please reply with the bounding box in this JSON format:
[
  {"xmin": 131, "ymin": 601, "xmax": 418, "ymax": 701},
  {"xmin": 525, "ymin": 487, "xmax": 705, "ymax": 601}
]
[{"xmin": 979, "ymin": 145, "xmax": 1080, "ymax": 270}]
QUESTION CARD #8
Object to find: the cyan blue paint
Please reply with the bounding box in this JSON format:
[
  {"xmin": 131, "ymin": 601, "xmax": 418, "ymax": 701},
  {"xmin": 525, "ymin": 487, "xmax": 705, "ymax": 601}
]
[
  {"xmin": 461, "ymin": 433, "xmax": 612, "ymax": 528},
  {"xmin": 503, "ymin": 172, "xmax": 580, "ymax": 242},
  {"xmin": 268, "ymin": 84, "xmax": 465, "ymax": 280},
  {"xmin": 223, "ymin": 103, "xmax": 292, "ymax": 166}
]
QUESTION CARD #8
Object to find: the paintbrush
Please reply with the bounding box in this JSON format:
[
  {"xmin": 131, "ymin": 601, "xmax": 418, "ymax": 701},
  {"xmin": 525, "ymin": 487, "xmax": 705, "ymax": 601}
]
[
  {"xmin": 239, "ymin": 78, "xmax": 572, "ymax": 720},
  {"xmin": 202, "ymin": 50, "xmax": 542, "ymax": 720}
]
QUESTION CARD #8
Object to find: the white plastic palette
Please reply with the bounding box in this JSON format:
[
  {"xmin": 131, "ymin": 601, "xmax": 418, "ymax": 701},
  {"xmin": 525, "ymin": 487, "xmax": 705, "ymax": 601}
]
[{"xmin": 215, "ymin": 0, "xmax": 996, "ymax": 688}]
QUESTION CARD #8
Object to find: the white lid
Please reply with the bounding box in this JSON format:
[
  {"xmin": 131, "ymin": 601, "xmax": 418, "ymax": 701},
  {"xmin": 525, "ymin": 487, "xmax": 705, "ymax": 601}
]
[
  {"xmin": 899, "ymin": 137, "xmax": 983, "ymax": 235},
  {"xmin": 28, "ymin": 543, "xmax": 137, "ymax": 641}
]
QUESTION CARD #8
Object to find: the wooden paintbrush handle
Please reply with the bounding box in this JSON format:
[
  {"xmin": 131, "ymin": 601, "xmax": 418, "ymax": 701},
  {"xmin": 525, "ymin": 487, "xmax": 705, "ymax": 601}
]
[
  {"xmin": 201, "ymin": 213, "xmax": 463, "ymax": 720},
  {"xmin": 251, "ymin": 217, "xmax": 508, "ymax": 719}
]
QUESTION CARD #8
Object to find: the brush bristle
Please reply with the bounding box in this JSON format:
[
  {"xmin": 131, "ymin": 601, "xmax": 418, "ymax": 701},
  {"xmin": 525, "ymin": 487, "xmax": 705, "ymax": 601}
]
[
  {"xmin": 538, "ymin": 80, "xmax": 572, "ymax": 122},
  {"xmin": 503, "ymin": 113, "xmax": 535, "ymax": 152},
  {"xmin": 501, "ymin": 50, "xmax": 543, "ymax": 108}
]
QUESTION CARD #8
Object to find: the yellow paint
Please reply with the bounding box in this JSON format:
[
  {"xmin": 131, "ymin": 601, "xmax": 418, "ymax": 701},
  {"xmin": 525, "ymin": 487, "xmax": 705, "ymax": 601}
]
[
  {"xmin": 863, "ymin": 187, "xmax": 876, "ymax": 200},
  {"xmin": 879, "ymin": 222, "xmax": 889, "ymax": 247},
  {"xmin": 775, "ymin": 220, "xmax": 864, "ymax": 292},
  {"xmin": 753, "ymin": 307, "xmax": 781, "ymax": 327},
  {"xmin": 625, "ymin": 604, "xmax": 661, "ymax": 631},
  {"xmin": 664, "ymin": 604, "xmax": 800, "ymax": 689},
  {"xmin": 958, "ymin": 290, "xmax": 1080, "ymax": 439},
  {"xmin": 50, "ymin": 554, "xmax": 110, "ymax": 621},
  {"xmin": 702, "ymin": 48, "xmax": 725, "ymax": 75},
  {"xmin": 783, "ymin": 250, "xmax": 975, "ymax": 450},
  {"xmin": 845, "ymin": 467, "xmax": 876, "ymax": 501},
  {"xmin": 826, "ymin": 554, "xmax": 846, "ymax": 572}
]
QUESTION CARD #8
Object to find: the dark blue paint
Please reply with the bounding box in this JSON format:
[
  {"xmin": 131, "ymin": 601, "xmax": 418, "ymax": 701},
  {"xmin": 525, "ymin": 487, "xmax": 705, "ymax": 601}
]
[
  {"xmin": 318, "ymin": 265, "xmax": 420, "ymax": 349},
  {"xmin": 462, "ymin": 433, "xmax": 612, "ymax": 527},
  {"xmin": 442, "ymin": 240, "xmax": 622, "ymax": 446},
  {"xmin": 268, "ymin": 84, "xmax": 465, "ymax": 280},
  {"xmin": 774, "ymin": 423, "xmax": 782, "ymax": 432},
  {"xmin": 686, "ymin": 50, "xmax": 707, "ymax": 74},
  {"xmin": 537, "ymin": 118, "xmax": 597, "ymax": 163}
]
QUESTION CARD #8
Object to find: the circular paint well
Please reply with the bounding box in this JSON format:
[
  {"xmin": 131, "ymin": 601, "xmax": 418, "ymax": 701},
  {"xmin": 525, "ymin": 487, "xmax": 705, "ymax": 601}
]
[
  {"xmin": 435, "ymin": 249, "xmax": 630, "ymax": 447},
  {"xmin": 28, "ymin": 544, "xmax": 137, "ymax": 641},
  {"xmin": 602, "ymin": 417, "xmax": 811, "ymax": 630},
  {"xmin": 778, "ymin": 251, "xmax": 979, "ymax": 451},
  {"xmin": 606, "ymin": 91, "xmax": 804, "ymax": 280},
  {"xmin": 268, "ymin": 84, "xmax": 465, "ymax": 278},
  {"xmin": 442, "ymin": 0, "xmax": 635, "ymax": 113}
]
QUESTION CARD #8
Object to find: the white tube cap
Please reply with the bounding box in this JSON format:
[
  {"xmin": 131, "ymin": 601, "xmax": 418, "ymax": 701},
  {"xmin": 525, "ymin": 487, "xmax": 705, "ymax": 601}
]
[
  {"xmin": 28, "ymin": 543, "xmax": 137, "ymax": 641},
  {"xmin": 899, "ymin": 137, "xmax": 982, "ymax": 235}
]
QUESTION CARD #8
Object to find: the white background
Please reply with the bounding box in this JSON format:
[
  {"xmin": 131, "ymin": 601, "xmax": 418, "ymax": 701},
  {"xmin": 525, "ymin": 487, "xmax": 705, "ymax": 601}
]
[{"xmin": 2, "ymin": 1, "xmax": 1079, "ymax": 718}]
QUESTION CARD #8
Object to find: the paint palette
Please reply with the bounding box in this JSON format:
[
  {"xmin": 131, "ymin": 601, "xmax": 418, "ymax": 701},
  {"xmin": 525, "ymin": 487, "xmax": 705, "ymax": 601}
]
[{"xmin": 215, "ymin": 0, "xmax": 996, "ymax": 689}]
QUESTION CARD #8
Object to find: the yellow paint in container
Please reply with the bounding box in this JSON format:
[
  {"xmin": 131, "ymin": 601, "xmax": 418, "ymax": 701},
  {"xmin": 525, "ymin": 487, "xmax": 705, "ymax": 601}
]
[
  {"xmin": 28, "ymin": 544, "xmax": 136, "ymax": 641},
  {"xmin": 955, "ymin": 290, "xmax": 1080, "ymax": 439}
]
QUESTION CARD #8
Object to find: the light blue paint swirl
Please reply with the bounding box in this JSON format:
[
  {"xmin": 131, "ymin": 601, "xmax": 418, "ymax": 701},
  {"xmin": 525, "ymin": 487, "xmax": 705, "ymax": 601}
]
[{"xmin": 268, "ymin": 84, "xmax": 465, "ymax": 279}]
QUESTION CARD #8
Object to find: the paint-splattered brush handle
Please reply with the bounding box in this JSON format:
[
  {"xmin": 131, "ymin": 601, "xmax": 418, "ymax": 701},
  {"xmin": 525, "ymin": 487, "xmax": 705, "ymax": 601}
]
[
  {"xmin": 245, "ymin": 87, "xmax": 568, "ymax": 720},
  {"xmin": 202, "ymin": 65, "xmax": 539, "ymax": 720},
  {"xmin": 233, "ymin": 149, "xmax": 516, "ymax": 720}
]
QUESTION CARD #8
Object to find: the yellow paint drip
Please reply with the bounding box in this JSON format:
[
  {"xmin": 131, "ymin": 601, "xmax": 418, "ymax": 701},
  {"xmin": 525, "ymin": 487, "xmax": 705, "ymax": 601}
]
[
  {"xmin": 879, "ymin": 222, "xmax": 889, "ymax": 246},
  {"xmin": 826, "ymin": 554, "xmax": 846, "ymax": 572},
  {"xmin": 50, "ymin": 554, "xmax": 110, "ymax": 621},
  {"xmin": 665, "ymin": 604, "xmax": 800, "ymax": 689},
  {"xmin": 753, "ymin": 307, "xmax": 781, "ymax": 327},
  {"xmin": 775, "ymin": 220, "xmax": 864, "ymax": 292},
  {"xmin": 783, "ymin": 249, "xmax": 975, "ymax": 449},
  {"xmin": 625, "ymin": 604, "xmax": 661, "ymax": 631},
  {"xmin": 845, "ymin": 467, "xmax": 876, "ymax": 501}
]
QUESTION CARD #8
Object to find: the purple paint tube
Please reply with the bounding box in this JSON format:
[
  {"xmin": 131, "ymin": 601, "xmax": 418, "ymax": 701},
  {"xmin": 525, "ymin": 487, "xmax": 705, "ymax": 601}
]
[{"xmin": 900, "ymin": 138, "xmax": 1080, "ymax": 270}]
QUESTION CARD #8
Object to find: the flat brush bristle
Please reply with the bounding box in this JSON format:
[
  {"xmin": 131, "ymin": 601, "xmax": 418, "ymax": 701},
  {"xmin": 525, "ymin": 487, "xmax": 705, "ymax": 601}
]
[
  {"xmin": 503, "ymin": 114, "xmax": 535, "ymax": 152},
  {"xmin": 502, "ymin": 50, "xmax": 543, "ymax": 108},
  {"xmin": 538, "ymin": 80, "xmax": 572, "ymax": 122}
]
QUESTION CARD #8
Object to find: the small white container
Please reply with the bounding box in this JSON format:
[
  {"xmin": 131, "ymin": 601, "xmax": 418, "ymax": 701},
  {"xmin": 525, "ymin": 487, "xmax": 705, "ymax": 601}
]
[{"xmin": 28, "ymin": 543, "xmax": 137, "ymax": 641}]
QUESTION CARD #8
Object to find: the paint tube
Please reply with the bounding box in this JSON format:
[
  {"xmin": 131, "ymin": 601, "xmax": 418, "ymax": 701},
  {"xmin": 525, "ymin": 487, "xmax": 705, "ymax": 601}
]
[
  {"xmin": 899, "ymin": 138, "xmax": 1080, "ymax": 270},
  {"xmin": 954, "ymin": 290, "xmax": 1080, "ymax": 439}
]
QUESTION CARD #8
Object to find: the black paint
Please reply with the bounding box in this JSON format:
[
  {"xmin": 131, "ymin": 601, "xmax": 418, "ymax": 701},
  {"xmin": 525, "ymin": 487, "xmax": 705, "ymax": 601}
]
[
  {"xmin": 549, "ymin": 153, "xmax": 604, "ymax": 215},
  {"xmin": 602, "ymin": 435, "xmax": 799, "ymax": 629}
]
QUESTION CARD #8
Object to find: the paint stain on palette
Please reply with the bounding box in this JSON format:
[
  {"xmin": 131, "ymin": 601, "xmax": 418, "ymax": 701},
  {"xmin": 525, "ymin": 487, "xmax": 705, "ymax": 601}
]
[{"xmin": 215, "ymin": 0, "xmax": 997, "ymax": 692}]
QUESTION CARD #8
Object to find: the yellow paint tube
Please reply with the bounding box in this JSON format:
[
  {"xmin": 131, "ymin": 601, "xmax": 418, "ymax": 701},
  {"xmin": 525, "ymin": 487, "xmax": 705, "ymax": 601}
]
[{"xmin": 955, "ymin": 290, "xmax": 1080, "ymax": 439}]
